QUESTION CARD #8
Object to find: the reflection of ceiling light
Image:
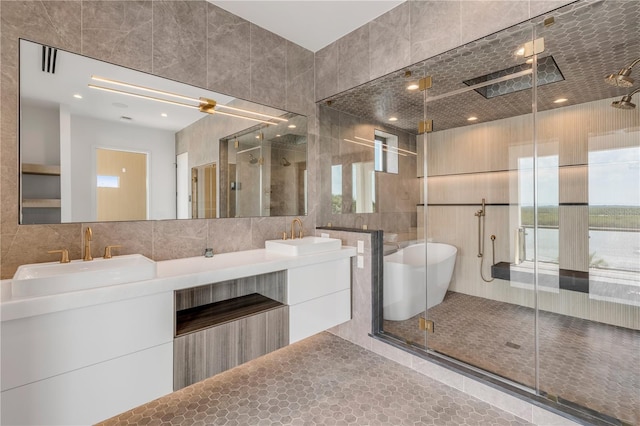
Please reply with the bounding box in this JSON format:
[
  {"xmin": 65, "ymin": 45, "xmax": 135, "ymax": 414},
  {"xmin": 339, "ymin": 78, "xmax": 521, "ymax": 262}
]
[
  {"xmin": 276, "ymin": 134, "xmax": 281, "ymax": 137},
  {"xmin": 407, "ymin": 83, "xmax": 419, "ymax": 91},
  {"xmin": 288, "ymin": 124, "xmax": 296, "ymax": 128},
  {"xmin": 89, "ymin": 84, "xmax": 277, "ymax": 125},
  {"xmin": 89, "ymin": 75, "xmax": 288, "ymax": 124},
  {"xmin": 553, "ymin": 98, "xmax": 568, "ymax": 104},
  {"xmin": 255, "ymin": 135, "xmax": 261, "ymax": 139},
  {"xmin": 236, "ymin": 146, "xmax": 261, "ymax": 155},
  {"xmin": 388, "ymin": 117, "xmax": 398, "ymax": 122},
  {"xmin": 353, "ymin": 136, "xmax": 417, "ymax": 156},
  {"xmin": 515, "ymin": 47, "xmax": 525, "ymax": 56},
  {"xmin": 526, "ymin": 58, "xmax": 534, "ymax": 64},
  {"xmin": 161, "ymin": 113, "xmax": 168, "ymax": 117},
  {"xmin": 73, "ymin": 94, "xmax": 82, "ymax": 99},
  {"xmin": 467, "ymin": 116, "xmax": 478, "ymax": 121},
  {"xmin": 343, "ymin": 138, "xmax": 408, "ymax": 157}
]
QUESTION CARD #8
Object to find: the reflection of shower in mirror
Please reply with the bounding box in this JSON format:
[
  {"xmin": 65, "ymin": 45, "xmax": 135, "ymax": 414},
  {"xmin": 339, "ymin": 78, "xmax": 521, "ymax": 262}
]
[
  {"xmin": 248, "ymin": 154, "xmax": 259, "ymax": 165},
  {"xmin": 280, "ymin": 157, "xmax": 291, "ymax": 167}
]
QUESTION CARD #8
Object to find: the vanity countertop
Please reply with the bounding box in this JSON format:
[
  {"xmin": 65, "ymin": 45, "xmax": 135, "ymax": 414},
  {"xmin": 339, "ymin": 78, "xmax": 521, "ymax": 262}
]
[{"xmin": 0, "ymin": 247, "xmax": 356, "ymax": 322}]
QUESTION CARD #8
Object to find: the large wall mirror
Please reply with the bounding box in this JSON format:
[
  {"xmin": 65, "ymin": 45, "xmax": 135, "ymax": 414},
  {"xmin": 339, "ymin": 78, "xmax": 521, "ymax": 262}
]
[{"xmin": 19, "ymin": 39, "xmax": 307, "ymax": 224}]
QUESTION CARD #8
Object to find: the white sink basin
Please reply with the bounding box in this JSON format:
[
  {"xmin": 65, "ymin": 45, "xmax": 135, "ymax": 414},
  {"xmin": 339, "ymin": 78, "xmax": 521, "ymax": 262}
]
[
  {"xmin": 265, "ymin": 236, "xmax": 342, "ymax": 256},
  {"xmin": 11, "ymin": 254, "xmax": 156, "ymax": 298}
]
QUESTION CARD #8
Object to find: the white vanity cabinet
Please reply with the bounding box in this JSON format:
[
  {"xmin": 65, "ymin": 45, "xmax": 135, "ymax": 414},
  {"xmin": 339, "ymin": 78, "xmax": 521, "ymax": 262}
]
[
  {"xmin": 0, "ymin": 247, "xmax": 356, "ymax": 425},
  {"xmin": 287, "ymin": 257, "xmax": 352, "ymax": 343},
  {"xmin": 1, "ymin": 292, "xmax": 173, "ymax": 426}
]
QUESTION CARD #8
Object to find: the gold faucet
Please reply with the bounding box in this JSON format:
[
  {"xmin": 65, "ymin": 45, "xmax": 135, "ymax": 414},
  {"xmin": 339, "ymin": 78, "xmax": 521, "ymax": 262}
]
[
  {"xmin": 290, "ymin": 218, "xmax": 303, "ymax": 240},
  {"xmin": 48, "ymin": 249, "xmax": 70, "ymax": 263},
  {"xmin": 83, "ymin": 227, "xmax": 93, "ymax": 261},
  {"xmin": 103, "ymin": 245, "xmax": 122, "ymax": 259}
]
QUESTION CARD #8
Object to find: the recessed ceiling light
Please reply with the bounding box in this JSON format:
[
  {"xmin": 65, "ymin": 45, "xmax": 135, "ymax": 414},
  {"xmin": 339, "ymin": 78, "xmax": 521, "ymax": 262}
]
[
  {"xmin": 161, "ymin": 113, "xmax": 168, "ymax": 117},
  {"xmin": 407, "ymin": 83, "xmax": 419, "ymax": 91},
  {"xmin": 73, "ymin": 94, "xmax": 83, "ymax": 99},
  {"xmin": 276, "ymin": 134, "xmax": 281, "ymax": 137},
  {"xmin": 554, "ymin": 98, "xmax": 568, "ymax": 104},
  {"xmin": 467, "ymin": 116, "xmax": 478, "ymax": 121},
  {"xmin": 288, "ymin": 124, "xmax": 296, "ymax": 129},
  {"xmin": 525, "ymin": 58, "xmax": 534, "ymax": 64},
  {"xmin": 515, "ymin": 47, "xmax": 525, "ymax": 56},
  {"xmin": 255, "ymin": 135, "xmax": 261, "ymax": 139},
  {"xmin": 388, "ymin": 117, "xmax": 398, "ymax": 122}
]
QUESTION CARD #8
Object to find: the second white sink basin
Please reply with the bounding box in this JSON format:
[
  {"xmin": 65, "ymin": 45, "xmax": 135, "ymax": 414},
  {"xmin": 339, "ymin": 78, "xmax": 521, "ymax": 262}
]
[
  {"xmin": 265, "ymin": 236, "xmax": 342, "ymax": 256},
  {"xmin": 11, "ymin": 254, "xmax": 156, "ymax": 298}
]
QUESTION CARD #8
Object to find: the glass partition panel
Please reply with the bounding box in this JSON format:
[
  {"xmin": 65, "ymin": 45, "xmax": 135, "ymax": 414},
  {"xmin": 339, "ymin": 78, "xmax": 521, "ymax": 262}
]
[
  {"xmin": 534, "ymin": 2, "xmax": 640, "ymax": 423},
  {"xmin": 422, "ymin": 21, "xmax": 537, "ymax": 389}
]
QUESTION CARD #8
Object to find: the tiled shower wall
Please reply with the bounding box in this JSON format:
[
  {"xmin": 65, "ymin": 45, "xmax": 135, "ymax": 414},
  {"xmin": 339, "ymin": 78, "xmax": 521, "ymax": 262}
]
[
  {"xmin": 424, "ymin": 97, "xmax": 640, "ymax": 329},
  {"xmin": 0, "ymin": 0, "xmax": 315, "ymax": 278},
  {"xmin": 317, "ymin": 105, "xmax": 419, "ymax": 234}
]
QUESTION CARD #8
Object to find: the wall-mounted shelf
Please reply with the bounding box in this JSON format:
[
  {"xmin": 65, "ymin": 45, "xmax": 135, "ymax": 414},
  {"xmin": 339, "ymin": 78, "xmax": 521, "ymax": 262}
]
[
  {"xmin": 22, "ymin": 198, "xmax": 61, "ymax": 208},
  {"xmin": 22, "ymin": 163, "xmax": 61, "ymax": 176}
]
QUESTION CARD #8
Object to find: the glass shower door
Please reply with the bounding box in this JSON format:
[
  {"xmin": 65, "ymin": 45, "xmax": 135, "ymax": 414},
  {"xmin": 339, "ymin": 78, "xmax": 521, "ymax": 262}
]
[
  {"xmin": 533, "ymin": 2, "xmax": 640, "ymax": 423},
  {"xmin": 421, "ymin": 23, "xmax": 539, "ymax": 390}
]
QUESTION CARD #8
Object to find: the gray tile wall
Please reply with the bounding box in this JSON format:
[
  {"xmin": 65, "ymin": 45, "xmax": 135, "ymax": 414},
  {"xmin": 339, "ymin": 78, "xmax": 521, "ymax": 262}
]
[
  {"xmin": 0, "ymin": 0, "xmax": 315, "ymax": 278},
  {"xmin": 315, "ymin": 0, "xmax": 575, "ymax": 101},
  {"xmin": 317, "ymin": 105, "xmax": 419, "ymax": 236}
]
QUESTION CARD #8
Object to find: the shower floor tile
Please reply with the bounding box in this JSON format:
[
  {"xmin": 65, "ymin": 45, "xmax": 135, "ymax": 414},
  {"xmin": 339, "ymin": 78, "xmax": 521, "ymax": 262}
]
[
  {"xmin": 383, "ymin": 292, "xmax": 640, "ymax": 424},
  {"xmin": 98, "ymin": 332, "xmax": 532, "ymax": 426}
]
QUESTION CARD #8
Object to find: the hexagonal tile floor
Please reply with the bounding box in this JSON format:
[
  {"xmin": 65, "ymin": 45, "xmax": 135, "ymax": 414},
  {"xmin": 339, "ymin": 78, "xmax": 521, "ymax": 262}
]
[
  {"xmin": 98, "ymin": 332, "xmax": 531, "ymax": 426},
  {"xmin": 384, "ymin": 292, "xmax": 640, "ymax": 424}
]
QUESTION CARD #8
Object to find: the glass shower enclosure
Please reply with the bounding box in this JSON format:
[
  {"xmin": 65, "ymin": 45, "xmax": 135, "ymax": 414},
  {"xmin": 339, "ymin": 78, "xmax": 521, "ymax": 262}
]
[{"xmin": 349, "ymin": 1, "xmax": 639, "ymax": 423}]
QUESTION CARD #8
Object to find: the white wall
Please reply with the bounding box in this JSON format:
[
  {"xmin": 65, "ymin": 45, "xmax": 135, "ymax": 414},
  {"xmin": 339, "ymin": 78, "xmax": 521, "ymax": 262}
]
[
  {"xmin": 21, "ymin": 101, "xmax": 60, "ymax": 165},
  {"xmin": 69, "ymin": 116, "xmax": 176, "ymax": 222}
]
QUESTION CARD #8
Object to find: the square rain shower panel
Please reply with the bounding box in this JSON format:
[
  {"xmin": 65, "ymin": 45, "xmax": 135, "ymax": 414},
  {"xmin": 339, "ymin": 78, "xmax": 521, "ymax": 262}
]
[{"xmin": 463, "ymin": 56, "xmax": 564, "ymax": 99}]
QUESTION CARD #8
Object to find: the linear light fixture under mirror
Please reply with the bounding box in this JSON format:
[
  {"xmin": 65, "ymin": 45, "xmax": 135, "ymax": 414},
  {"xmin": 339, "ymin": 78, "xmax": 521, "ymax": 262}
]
[{"xmin": 18, "ymin": 39, "xmax": 307, "ymax": 224}]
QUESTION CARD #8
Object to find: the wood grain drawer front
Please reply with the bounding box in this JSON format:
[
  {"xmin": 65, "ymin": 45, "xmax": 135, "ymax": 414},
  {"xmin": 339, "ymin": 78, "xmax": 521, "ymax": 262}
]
[
  {"xmin": 287, "ymin": 258, "xmax": 351, "ymax": 305},
  {"xmin": 173, "ymin": 306, "xmax": 288, "ymax": 390}
]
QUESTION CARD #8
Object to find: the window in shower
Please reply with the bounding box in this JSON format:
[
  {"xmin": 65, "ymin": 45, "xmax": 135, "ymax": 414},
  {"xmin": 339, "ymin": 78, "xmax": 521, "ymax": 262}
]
[
  {"xmin": 374, "ymin": 130, "xmax": 399, "ymax": 174},
  {"xmin": 331, "ymin": 165, "xmax": 343, "ymax": 214},
  {"xmin": 588, "ymin": 142, "xmax": 640, "ymax": 274},
  {"xmin": 351, "ymin": 162, "xmax": 375, "ymax": 213},
  {"xmin": 519, "ymin": 154, "xmax": 559, "ymax": 263}
]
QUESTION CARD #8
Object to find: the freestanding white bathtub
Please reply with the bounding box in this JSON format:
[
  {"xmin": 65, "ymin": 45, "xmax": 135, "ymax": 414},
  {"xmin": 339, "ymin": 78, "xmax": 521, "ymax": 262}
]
[{"xmin": 383, "ymin": 242, "xmax": 457, "ymax": 321}]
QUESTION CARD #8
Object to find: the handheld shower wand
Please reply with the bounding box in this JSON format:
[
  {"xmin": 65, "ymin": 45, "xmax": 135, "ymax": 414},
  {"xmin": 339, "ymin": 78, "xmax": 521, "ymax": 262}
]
[{"xmin": 475, "ymin": 198, "xmax": 486, "ymax": 257}]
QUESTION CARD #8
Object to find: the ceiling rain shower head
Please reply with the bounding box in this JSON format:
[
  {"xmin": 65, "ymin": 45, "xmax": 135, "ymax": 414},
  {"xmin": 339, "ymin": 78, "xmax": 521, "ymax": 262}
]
[
  {"xmin": 605, "ymin": 58, "xmax": 640, "ymax": 88},
  {"xmin": 611, "ymin": 88, "xmax": 640, "ymax": 110},
  {"xmin": 280, "ymin": 157, "xmax": 291, "ymax": 167},
  {"xmin": 248, "ymin": 154, "xmax": 259, "ymax": 164}
]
